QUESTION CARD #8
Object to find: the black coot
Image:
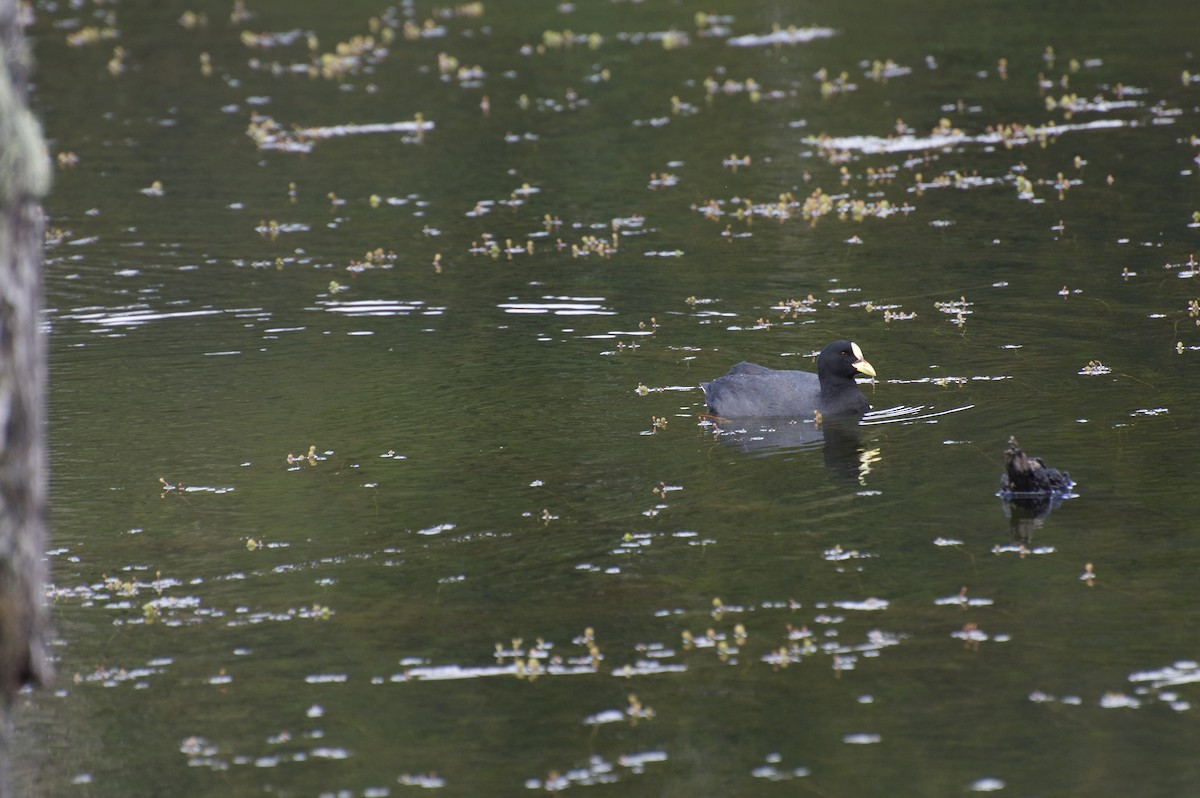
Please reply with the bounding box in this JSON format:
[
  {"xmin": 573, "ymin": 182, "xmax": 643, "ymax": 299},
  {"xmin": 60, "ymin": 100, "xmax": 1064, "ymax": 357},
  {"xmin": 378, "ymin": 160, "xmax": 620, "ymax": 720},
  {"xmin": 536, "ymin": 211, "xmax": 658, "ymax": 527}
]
[
  {"xmin": 998, "ymin": 436, "xmax": 1076, "ymax": 543},
  {"xmin": 1000, "ymin": 436, "xmax": 1074, "ymax": 494},
  {"xmin": 701, "ymin": 340, "xmax": 877, "ymax": 418}
]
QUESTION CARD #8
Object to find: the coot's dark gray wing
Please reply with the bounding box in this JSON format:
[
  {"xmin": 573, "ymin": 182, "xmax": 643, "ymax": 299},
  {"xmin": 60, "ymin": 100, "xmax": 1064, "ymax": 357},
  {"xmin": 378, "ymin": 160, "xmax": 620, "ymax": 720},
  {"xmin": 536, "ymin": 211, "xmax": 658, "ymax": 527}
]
[{"xmin": 702, "ymin": 363, "xmax": 821, "ymax": 418}]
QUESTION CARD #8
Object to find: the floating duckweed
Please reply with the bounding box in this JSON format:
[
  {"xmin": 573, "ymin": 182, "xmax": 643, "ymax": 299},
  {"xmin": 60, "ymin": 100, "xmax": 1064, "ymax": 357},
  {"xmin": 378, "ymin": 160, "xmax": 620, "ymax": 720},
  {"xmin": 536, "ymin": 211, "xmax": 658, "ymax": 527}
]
[
  {"xmin": 626, "ymin": 693, "xmax": 654, "ymax": 722},
  {"xmin": 866, "ymin": 58, "xmax": 911, "ymax": 82},
  {"xmin": 436, "ymin": 51, "xmax": 459, "ymax": 75},
  {"xmin": 722, "ymin": 154, "xmax": 752, "ymax": 172},
  {"xmin": 694, "ymin": 188, "xmax": 909, "ymax": 230},
  {"xmin": 179, "ymin": 11, "xmax": 207, "ymax": 29},
  {"xmin": 346, "ymin": 248, "xmax": 397, "ymax": 275},
  {"xmin": 934, "ymin": 296, "xmax": 972, "ymax": 327},
  {"xmin": 254, "ymin": 220, "xmax": 309, "ymax": 238},
  {"xmin": 286, "ymin": 445, "xmax": 322, "ymax": 465},
  {"xmin": 772, "ymin": 295, "xmax": 818, "ymax": 316},
  {"xmin": 1080, "ymin": 562, "xmax": 1096, "ymax": 586},
  {"xmin": 883, "ymin": 309, "xmax": 917, "ymax": 322},
  {"xmin": 67, "ymin": 25, "xmax": 120, "ymax": 48},
  {"xmin": 647, "ymin": 172, "xmax": 679, "ymax": 189},
  {"xmin": 658, "ymin": 30, "xmax": 689, "ymax": 50},
  {"xmin": 818, "ymin": 69, "xmax": 856, "ymax": 97},
  {"xmin": 539, "ymin": 29, "xmax": 599, "ymax": 50},
  {"xmin": 1099, "ymin": 692, "xmax": 1140, "ymax": 709}
]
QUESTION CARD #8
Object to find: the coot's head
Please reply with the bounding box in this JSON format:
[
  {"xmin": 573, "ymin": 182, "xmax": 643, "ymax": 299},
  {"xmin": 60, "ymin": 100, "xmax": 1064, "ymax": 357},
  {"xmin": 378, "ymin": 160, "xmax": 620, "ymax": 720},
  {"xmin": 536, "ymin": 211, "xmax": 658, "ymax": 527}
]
[{"xmin": 818, "ymin": 340, "xmax": 876, "ymax": 382}]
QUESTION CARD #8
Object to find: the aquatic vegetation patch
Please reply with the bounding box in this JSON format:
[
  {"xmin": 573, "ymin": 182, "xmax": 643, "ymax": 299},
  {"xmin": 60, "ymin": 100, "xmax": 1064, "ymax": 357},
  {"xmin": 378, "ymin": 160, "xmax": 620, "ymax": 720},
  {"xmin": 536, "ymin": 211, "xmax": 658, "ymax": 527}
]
[
  {"xmin": 951, "ymin": 622, "xmax": 1011, "ymax": 649},
  {"xmin": 157, "ymin": 478, "xmax": 237, "ymax": 494},
  {"xmin": 693, "ymin": 189, "xmax": 913, "ymax": 230},
  {"xmin": 286, "ymin": 445, "xmax": 327, "ymax": 466},
  {"xmin": 180, "ymin": 731, "xmax": 353, "ymax": 773},
  {"xmin": 384, "ymin": 592, "xmax": 911, "ymax": 694},
  {"xmin": 577, "ymin": 528, "xmax": 714, "ymax": 574},
  {"xmin": 254, "ymin": 220, "xmax": 310, "ymax": 238},
  {"xmin": 240, "ymin": 10, "xmax": 410, "ymax": 81},
  {"xmin": 933, "ymin": 587, "xmax": 994, "ymax": 608},
  {"xmin": 582, "ymin": 693, "xmax": 656, "ymax": 726},
  {"xmin": 822, "ymin": 544, "xmax": 875, "ymax": 561},
  {"xmin": 991, "ymin": 543, "xmax": 1055, "ymax": 556},
  {"xmin": 1077, "ymin": 360, "xmax": 1110, "ymax": 376},
  {"xmin": 933, "ymin": 295, "xmax": 973, "ymax": 327},
  {"xmin": 398, "ymin": 772, "xmax": 446, "ymax": 788},
  {"xmin": 523, "ymin": 749, "xmax": 668, "ymax": 790},
  {"xmin": 862, "ymin": 58, "xmax": 912, "ymax": 82},
  {"xmin": 468, "ymin": 215, "xmax": 645, "ymax": 261},
  {"xmin": 345, "ymin": 247, "xmax": 397, "ymax": 274},
  {"xmin": 532, "ymin": 29, "xmax": 605, "ymax": 51},
  {"xmin": 1030, "ymin": 659, "xmax": 1200, "ymax": 713},
  {"xmin": 71, "ymin": 658, "xmax": 172, "ymax": 689}
]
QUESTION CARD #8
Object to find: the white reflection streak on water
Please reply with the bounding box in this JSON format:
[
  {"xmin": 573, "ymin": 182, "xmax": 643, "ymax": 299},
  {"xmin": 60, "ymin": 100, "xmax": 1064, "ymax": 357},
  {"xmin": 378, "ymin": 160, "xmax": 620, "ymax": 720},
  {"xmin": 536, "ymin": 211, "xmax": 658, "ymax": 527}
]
[
  {"xmin": 817, "ymin": 119, "xmax": 1132, "ymax": 155},
  {"xmin": 321, "ymin": 299, "xmax": 442, "ymax": 316},
  {"xmin": 498, "ymin": 296, "xmax": 616, "ymax": 316},
  {"xmin": 860, "ymin": 404, "xmax": 976, "ymax": 425},
  {"xmin": 61, "ymin": 306, "xmax": 270, "ymax": 328}
]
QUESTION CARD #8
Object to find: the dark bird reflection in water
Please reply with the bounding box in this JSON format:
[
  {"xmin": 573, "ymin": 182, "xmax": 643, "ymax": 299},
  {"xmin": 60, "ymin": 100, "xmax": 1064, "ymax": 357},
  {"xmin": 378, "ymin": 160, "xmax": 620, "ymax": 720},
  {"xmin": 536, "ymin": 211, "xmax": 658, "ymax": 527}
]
[
  {"xmin": 704, "ymin": 415, "xmax": 880, "ymax": 484},
  {"xmin": 700, "ymin": 402, "xmax": 976, "ymax": 484},
  {"xmin": 997, "ymin": 435, "xmax": 1078, "ymax": 544}
]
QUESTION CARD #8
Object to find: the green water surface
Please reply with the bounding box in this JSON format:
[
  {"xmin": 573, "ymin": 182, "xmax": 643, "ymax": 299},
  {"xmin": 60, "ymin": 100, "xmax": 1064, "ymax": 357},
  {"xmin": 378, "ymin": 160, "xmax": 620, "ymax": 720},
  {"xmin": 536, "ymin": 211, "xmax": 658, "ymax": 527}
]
[{"xmin": 16, "ymin": 0, "xmax": 1200, "ymax": 795}]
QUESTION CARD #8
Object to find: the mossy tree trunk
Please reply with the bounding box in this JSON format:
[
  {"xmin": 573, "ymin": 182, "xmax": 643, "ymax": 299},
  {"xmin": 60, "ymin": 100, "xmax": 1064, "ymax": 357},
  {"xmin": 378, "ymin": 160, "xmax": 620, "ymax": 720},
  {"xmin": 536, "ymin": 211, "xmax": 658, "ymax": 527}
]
[{"xmin": 0, "ymin": 0, "xmax": 52, "ymax": 792}]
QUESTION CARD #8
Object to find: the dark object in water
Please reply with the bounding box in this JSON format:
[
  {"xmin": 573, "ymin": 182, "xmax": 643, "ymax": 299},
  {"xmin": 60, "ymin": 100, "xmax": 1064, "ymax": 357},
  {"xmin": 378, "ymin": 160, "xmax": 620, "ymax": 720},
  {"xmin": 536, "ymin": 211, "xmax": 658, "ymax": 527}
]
[
  {"xmin": 701, "ymin": 340, "xmax": 876, "ymax": 418},
  {"xmin": 707, "ymin": 414, "xmax": 872, "ymax": 482},
  {"xmin": 999, "ymin": 436, "xmax": 1074, "ymax": 495},
  {"xmin": 997, "ymin": 436, "xmax": 1076, "ymax": 544}
]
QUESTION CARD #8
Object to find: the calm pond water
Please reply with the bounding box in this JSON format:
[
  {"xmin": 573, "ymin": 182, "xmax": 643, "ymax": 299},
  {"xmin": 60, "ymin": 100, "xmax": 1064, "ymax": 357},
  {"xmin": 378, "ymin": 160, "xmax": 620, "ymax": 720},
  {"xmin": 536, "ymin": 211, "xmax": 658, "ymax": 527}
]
[{"xmin": 16, "ymin": 0, "xmax": 1200, "ymax": 795}]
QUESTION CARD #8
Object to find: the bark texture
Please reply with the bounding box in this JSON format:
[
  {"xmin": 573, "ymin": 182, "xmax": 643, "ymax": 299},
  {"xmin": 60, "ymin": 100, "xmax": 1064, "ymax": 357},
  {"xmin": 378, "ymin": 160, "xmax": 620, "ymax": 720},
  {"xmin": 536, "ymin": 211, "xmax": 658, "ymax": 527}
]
[{"xmin": 0, "ymin": 0, "xmax": 52, "ymax": 707}]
